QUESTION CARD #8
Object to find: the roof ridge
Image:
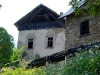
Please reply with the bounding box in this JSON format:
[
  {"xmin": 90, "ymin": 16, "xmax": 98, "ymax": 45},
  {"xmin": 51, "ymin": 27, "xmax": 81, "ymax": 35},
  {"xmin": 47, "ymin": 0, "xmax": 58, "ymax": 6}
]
[{"xmin": 14, "ymin": 3, "xmax": 59, "ymax": 27}]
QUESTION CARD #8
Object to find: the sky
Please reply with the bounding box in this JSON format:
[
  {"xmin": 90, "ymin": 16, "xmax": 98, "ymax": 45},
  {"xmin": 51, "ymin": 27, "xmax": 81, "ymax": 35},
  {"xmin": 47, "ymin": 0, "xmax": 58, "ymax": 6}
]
[{"xmin": 0, "ymin": 0, "xmax": 71, "ymax": 46}]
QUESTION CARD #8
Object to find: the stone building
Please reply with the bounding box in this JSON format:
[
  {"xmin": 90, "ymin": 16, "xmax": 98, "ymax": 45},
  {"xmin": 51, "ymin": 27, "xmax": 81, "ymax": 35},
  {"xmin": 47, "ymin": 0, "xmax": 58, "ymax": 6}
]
[
  {"xmin": 59, "ymin": 0, "xmax": 100, "ymax": 49},
  {"xmin": 14, "ymin": 1, "xmax": 100, "ymax": 67},
  {"xmin": 14, "ymin": 4, "xmax": 65, "ymax": 60}
]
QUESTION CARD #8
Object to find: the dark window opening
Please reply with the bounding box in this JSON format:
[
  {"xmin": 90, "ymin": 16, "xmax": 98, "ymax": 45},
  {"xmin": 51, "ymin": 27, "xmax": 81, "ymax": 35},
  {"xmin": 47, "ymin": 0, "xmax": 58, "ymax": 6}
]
[
  {"xmin": 28, "ymin": 39, "xmax": 33, "ymax": 49},
  {"xmin": 80, "ymin": 20, "xmax": 89, "ymax": 35},
  {"xmin": 47, "ymin": 37, "xmax": 53, "ymax": 48}
]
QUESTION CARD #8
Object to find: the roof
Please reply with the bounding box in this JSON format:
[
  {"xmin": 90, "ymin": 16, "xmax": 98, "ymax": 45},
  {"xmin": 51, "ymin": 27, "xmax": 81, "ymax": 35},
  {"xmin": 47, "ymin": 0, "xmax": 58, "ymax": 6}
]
[
  {"xmin": 28, "ymin": 41, "xmax": 100, "ymax": 67},
  {"xmin": 14, "ymin": 4, "xmax": 63, "ymax": 31},
  {"xmin": 59, "ymin": 0, "xmax": 85, "ymax": 18},
  {"xmin": 18, "ymin": 21, "xmax": 64, "ymax": 31}
]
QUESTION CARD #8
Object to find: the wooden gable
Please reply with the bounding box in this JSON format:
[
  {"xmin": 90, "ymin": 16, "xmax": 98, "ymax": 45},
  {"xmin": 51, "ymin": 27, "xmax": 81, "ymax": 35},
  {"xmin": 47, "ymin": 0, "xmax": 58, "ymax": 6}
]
[{"xmin": 14, "ymin": 4, "xmax": 63, "ymax": 31}]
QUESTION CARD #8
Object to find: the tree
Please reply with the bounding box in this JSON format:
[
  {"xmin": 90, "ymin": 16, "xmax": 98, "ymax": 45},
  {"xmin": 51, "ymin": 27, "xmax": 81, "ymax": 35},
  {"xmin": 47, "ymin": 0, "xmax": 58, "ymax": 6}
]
[
  {"xmin": 69, "ymin": 0, "xmax": 100, "ymax": 16},
  {"xmin": 0, "ymin": 27, "xmax": 14, "ymax": 65},
  {"xmin": 0, "ymin": 5, "xmax": 2, "ymax": 9}
]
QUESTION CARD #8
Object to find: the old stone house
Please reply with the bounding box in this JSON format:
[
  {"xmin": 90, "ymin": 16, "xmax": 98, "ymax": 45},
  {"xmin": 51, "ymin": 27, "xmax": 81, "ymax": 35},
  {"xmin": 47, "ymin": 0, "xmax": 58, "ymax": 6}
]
[
  {"xmin": 14, "ymin": 1, "xmax": 100, "ymax": 67},
  {"xmin": 14, "ymin": 4, "xmax": 65, "ymax": 60},
  {"xmin": 60, "ymin": 0, "xmax": 100, "ymax": 49}
]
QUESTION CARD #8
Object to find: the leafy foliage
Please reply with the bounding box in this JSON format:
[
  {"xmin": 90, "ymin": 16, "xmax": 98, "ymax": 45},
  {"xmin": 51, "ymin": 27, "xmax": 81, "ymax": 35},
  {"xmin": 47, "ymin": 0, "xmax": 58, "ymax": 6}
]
[
  {"xmin": 0, "ymin": 27, "xmax": 14, "ymax": 65},
  {"xmin": 10, "ymin": 46, "xmax": 26, "ymax": 62},
  {"xmin": 35, "ymin": 52, "xmax": 40, "ymax": 59},
  {"xmin": 0, "ymin": 67, "xmax": 45, "ymax": 75},
  {"xmin": 10, "ymin": 46, "xmax": 27, "ymax": 67},
  {"xmin": 33, "ymin": 52, "xmax": 40, "ymax": 60},
  {"xmin": 62, "ymin": 46, "xmax": 100, "ymax": 75},
  {"xmin": 44, "ymin": 45, "xmax": 100, "ymax": 75},
  {"xmin": 69, "ymin": 0, "xmax": 100, "ymax": 16},
  {"xmin": 1, "ymin": 45, "xmax": 100, "ymax": 75},
  {"xmin": 0, "ymin": 5, "xmax": 2, "ymax": 8},
  {"xmin": 19, "ymin": 59, "xmax": 28, "ymax": 68}
]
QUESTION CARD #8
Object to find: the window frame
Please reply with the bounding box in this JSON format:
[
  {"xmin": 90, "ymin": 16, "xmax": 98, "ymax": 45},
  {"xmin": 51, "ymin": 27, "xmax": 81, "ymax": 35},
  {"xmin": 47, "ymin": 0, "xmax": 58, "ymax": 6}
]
[
  {"xmin": 28, "ymin": 39, "xmax": 33, "ymax": 49},
  {"xmin": 46, "ymin": 36, "xmax": 54, "ymax": 48},
  {"xmin": 80, "ymin": 20, "xmax": 89, "ymax": 37}
]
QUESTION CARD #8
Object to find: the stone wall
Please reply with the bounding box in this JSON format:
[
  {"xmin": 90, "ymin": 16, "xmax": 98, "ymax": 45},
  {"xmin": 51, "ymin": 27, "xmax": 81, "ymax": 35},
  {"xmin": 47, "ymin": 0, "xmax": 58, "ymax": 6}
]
[{"xmin": 65, "ymin": 14, "xmax": 100, "ymax": 49}]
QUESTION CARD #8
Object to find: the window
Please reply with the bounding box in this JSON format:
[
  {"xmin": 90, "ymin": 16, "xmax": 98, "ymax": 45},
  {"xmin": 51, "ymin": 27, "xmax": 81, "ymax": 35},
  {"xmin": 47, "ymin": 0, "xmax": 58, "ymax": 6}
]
[
  {"xmin": 28, "ymin": 39, "xmax": 33, "ymax": 49},
  {"xmin": 80, "ymin": 20, "xmax": 89, "ymax": 36},
  {"xmin": 47, "ymin": 37, "xmax": 53, "ymax": 48}
]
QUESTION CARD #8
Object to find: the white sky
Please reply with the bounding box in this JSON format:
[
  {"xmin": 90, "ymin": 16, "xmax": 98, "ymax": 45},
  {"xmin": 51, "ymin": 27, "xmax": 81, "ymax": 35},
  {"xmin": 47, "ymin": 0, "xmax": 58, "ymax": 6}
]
[{"xmin": 0, "ymin": 0, "xmax": 71, "ymax": 46}]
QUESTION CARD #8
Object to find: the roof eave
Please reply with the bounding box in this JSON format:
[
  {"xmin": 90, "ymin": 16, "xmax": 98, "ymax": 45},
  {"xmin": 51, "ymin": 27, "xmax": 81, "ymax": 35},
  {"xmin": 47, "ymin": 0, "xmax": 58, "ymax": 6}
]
[{"xmin": 59, "ymin": 0, "xmax": 86, "ymax": 19}]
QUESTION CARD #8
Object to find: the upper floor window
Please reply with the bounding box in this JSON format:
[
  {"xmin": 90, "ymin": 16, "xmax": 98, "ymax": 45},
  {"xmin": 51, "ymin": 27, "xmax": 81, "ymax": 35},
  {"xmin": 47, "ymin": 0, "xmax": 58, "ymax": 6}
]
[
  {"xmin": 28, "ymin": 39, "xmax": 33, "ymax": 49},
  {"xmin": 47, "ymin": 37, "xmax": 53, "ymax": 48},
  {"xmin": 80, "ymin": 20, "xmax": 89, "ymax": 36}
]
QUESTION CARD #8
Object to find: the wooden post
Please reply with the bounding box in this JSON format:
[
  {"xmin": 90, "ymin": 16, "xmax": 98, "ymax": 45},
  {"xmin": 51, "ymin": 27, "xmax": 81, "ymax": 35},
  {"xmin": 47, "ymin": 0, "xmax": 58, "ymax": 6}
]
[
  {"xmin": 46, "ymin": 56, "xmax": 50, "ymax": 66},
  {"xmin": 46, "ymin": 56, "xmax": 48, "ymax": 66},
  {"xmin": 65, "ymin": 51, "xmax": 68, "ymax": 65},
  {"xmin": 9, "ymin": 63, "xmax": 12, "ymax": 67},
  {"xmin": 30, "ymin": 60, "xmax": 34, "ymax": 69},
  {"xmin": 46, "ymin": 61, "xmax": 49, "ymax": 66},
  {"xmin": 65, "ymin": 55, "xmax": 67, "ymax": 65},
  {"xmin": 0, "ymin": 65, "xmax": 2, "ymax": 71}
]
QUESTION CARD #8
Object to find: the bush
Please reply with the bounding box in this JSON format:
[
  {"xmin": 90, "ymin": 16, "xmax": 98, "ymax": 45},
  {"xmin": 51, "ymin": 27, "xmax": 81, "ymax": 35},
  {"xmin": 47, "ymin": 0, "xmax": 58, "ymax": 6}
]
[
  {"xmin": 0, "ymin": 67, "xmax": 45, "ymax": 75},
  {"xmin": 60, "ymin": 45, "xmax": 100, "ymax": 75},
  {"xmin": 10, "ymin": 46, "xmax": 26, "ymax": 62},
  {"xmin": 1, "ymin": 45, "xmax": 100, "ymax": 75},
  {"xmin": 44, "ymin": 45, "xmax": 100, "ymax": 75}
]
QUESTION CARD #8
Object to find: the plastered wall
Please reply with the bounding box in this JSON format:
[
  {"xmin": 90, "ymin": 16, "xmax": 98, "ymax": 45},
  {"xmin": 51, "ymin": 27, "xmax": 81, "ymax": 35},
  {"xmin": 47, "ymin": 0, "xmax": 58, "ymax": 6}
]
[{"xmin": 18, "ymin": 28, "xmax": 65, "ymax": 60}]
